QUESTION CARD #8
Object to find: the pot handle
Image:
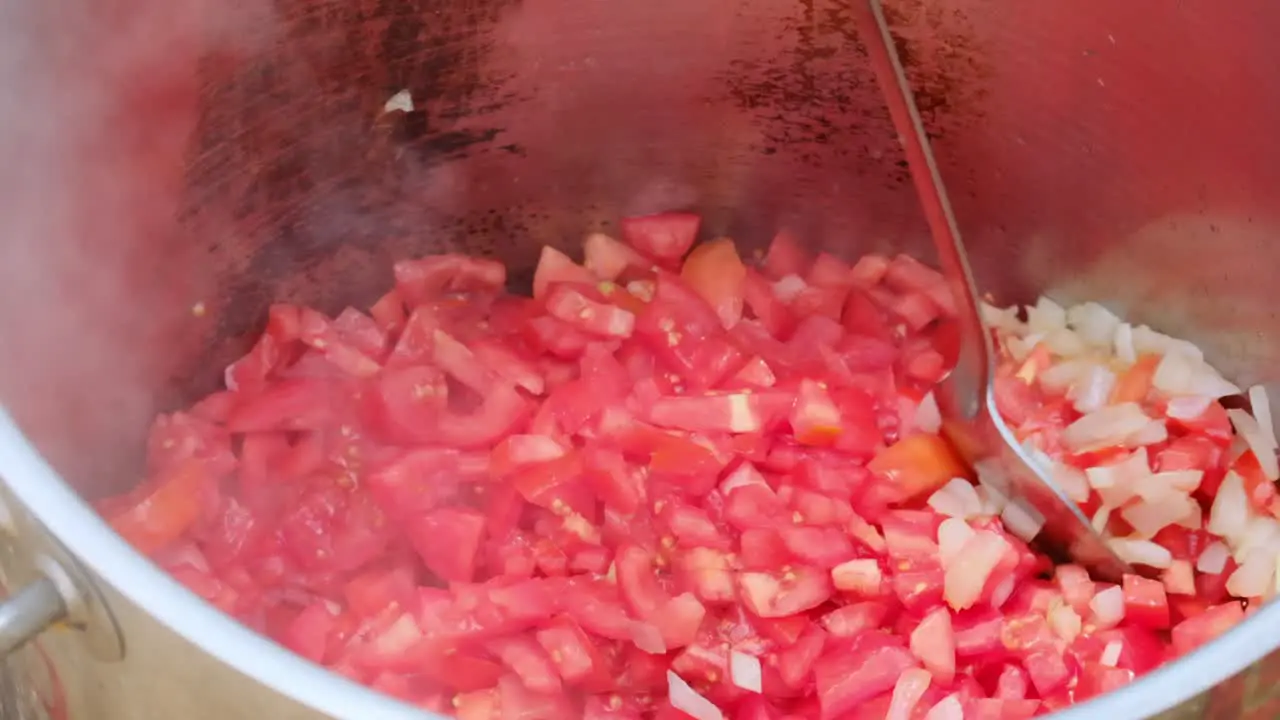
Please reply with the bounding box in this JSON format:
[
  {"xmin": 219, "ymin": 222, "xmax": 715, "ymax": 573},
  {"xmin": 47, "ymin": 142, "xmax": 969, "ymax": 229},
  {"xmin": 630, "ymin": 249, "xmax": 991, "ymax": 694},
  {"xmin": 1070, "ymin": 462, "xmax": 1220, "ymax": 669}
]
[{"xmin": 0, "ymin": 577, "xmax": 66, "ymax": 657}]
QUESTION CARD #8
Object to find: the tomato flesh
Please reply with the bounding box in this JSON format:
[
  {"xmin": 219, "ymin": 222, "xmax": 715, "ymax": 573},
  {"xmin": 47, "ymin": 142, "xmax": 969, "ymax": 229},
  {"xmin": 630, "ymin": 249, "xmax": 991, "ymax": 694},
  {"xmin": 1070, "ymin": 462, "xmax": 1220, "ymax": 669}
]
[{"xmin": 100, "ymin": 222, "xmax": 1255, "ymax": 719}]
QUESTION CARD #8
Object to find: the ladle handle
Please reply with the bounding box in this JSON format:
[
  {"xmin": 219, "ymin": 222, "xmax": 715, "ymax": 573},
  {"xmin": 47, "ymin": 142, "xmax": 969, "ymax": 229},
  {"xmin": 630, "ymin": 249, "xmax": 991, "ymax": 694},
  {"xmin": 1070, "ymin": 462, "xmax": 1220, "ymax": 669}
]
[{"xmin": 0, "ymin": 576, "xmax": 66, "ymax": 657}]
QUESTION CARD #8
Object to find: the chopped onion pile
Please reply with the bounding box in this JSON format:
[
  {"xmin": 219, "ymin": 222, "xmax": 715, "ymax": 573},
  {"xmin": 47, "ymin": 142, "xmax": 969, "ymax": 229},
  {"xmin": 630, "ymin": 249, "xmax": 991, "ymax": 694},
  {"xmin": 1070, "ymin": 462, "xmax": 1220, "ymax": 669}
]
[{"xmin": 95, "ymin": 214, "xmax": 1265, "ymax": 719}]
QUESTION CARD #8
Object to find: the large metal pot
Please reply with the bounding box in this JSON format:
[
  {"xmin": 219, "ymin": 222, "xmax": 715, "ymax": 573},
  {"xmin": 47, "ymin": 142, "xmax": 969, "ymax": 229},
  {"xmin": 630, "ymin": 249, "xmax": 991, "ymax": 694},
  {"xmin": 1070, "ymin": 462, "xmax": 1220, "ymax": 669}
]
[{"xmin": 1, "ymin": 0, "xmax": 1279, "ymax": 717}]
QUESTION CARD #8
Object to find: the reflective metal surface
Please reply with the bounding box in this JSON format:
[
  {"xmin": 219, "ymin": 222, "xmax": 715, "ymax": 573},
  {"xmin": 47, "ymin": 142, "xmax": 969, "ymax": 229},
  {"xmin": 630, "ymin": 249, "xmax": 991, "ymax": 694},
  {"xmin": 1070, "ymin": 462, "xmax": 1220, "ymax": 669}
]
[{"xmin": 2, "ymin": 0, "xmax": 1280, "ymax": 717}]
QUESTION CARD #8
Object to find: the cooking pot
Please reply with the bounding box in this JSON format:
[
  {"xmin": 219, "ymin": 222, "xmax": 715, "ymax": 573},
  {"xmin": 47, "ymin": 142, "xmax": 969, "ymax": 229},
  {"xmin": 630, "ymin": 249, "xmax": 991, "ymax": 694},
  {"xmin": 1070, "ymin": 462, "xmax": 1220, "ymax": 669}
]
[{"xmin": 1, "ymin": 0, "xmax": 1279, "ymax": 717}]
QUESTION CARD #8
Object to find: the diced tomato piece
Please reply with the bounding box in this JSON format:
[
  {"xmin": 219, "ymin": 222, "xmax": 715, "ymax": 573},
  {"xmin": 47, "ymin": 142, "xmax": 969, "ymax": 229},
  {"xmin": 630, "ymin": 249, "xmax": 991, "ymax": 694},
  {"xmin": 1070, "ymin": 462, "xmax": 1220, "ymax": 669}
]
[
  {"xmin": 545, "ymin": 284, "xmax": 636, "ymax": 338},
  {"xmin": 533, "ymin": 246, "xmax": 596, "ymax": 299},
  {"xmin": 778, "ymin": 525, "xmax": 856, "ymax": 568},
  {"xmin": 681, "ymin": 238, "xmax": 748, "ymax": 328},
  {"xmin": 869, "ymin": 434, "xmax": 969, "ymax": 502},
  {"xmin": 393, "ymin": 254, "xmax": 506, "ymax": 306},
  {"xmin": 407, "ymin": 508, "xmax": 486, "ymax": 583},
  {"xmin": 109, "ymin": 459, "xmax": 212, "ymax": 555},
  {"xmin": 584, "ymin": 232, "xmax": 649, "ymax": 280},
  {"xmin": 620, "ymin": 212, "xmax": 701, "ymax": 262},
  {"xmin": 1171, "ymin": 601, "xmax": 1244, "ymax": 656},
  {"xmin": 763, "ymin": 230, "xmax": 808, "ymax": 279},
  {"xmin": 815, "ymin": 637, "xmax": 918, "ymax": 720},
  {"xmin": 821, "ymin": 601, "xmax": 890, "ymax": 639},
  {"xmin": 738, "ymin": 566, "xmax": 832, "ymax": 618},
  {"xmin": 1122, "ymin": 574, "xmax": 1171, "ymax": 630}
]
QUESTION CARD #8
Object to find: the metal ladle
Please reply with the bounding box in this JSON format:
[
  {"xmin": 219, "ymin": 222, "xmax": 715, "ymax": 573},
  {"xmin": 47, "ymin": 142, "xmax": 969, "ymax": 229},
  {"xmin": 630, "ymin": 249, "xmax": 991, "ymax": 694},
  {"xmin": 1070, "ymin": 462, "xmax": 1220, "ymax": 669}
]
[{"xmin": 853, "ymin": 0, "xmax": 1131, "ymax": 580}]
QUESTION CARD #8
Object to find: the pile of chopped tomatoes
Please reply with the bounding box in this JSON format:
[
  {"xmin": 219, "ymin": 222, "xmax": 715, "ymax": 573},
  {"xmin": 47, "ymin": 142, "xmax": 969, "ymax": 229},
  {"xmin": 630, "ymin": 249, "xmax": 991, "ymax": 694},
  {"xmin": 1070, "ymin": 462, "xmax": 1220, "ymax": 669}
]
[{"xmin": 100, "ymin": 214, "xmax": 1245, "ymax": 720}]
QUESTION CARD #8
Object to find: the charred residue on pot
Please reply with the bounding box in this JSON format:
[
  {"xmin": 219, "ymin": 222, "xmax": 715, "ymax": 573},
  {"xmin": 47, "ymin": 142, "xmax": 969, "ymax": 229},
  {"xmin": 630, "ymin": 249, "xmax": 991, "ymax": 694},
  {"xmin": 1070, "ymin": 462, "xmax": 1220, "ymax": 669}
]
[
  {"xmin": 715, "ymin": 0, "xmax": 991, "ymax": 190},
  {"xmin": 179, "ymin": 0, "xmax": 521, "ymax": 392}
]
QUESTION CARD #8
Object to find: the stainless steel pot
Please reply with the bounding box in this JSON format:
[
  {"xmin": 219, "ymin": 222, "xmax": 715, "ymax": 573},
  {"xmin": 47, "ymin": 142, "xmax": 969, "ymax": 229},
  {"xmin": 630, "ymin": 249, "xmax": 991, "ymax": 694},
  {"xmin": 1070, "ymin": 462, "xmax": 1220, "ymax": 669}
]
[{"xmin": 1, "ymin": 0, "xmax": 1279, "ymax": 717}]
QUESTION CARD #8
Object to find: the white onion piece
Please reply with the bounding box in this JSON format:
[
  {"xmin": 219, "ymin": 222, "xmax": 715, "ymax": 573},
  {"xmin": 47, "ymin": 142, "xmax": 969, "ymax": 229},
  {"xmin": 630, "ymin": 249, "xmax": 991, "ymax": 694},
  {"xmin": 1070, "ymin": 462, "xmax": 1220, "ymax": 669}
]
[
  {"xmin": 1045, "ymin": 328, "xmax": 1088, "ymax": 357},
  {"xmin": 1048, "ymin": 602, "xmax": 1083, "ymax": 643},
  {"xmin": 1100, "ymin": 640, "xmax": 1123, "ymax": 668},
  {"xmin": 1133, "ymin": 325, "xmax": 1205, "ymax": 361},
  {"xmin": 1163, "ymin": 560, "xmax": 1196, "ymax": 596},
  {"xmin": 1092, "ymin": 505, "xmax": 1112, "ymax": 534},
  {"xmin": 1064, "ymin": 403, "xmax": 1153, "ymax": 452},
  {"xmin": 632, "ymin": 623, "xmax": 667, "ymax": 654},
  {"xmin": 1046, "ymin": 462, "xmax": 1091, "ymax": 504},
  {"xmin": 1177, "ymin": 501, "xmax": 1204, "ymax": 530},
  {"xmin": 886, "ymin": 668, "xmax": 933, "ymax": 720},
  {"xmin": 1153, "ymin": 351, "xmax": 1241, "ymax": 398},
  {"xmin": 1197, "ymin": 541, "xmax": 1230, "ymax": 575},
  {"xmin": 1208, "ymin": 472, "xmax": 1250, "ymax": 542},
  {"xmin": 938, "ymin": 518, "xmax": 976, "ymax": 567},
  {"xmin": 721, "ymin": 462, "xmax": 769, "ymax": 494},
  {"xmin": 1114, "ymin": 323, "xmax": 1137, "ymax": 365},
  {"xmin": 1138, "ymin": 470, "xmax": 1203, "ymax": 499},
  {"xmin": 1070, "ymin": 364, "xmax": 1118, "ymax": 414},
  {"xmin": 944, "ymin": 530, "xmax": 1010, "ymax": 611},
  {"xmin": 772, "ymin": 274, "xmax": 808, "ymax": 302},
  {"xmin": 1027, "ymin": 296, "xmax": 1067, "ymax": 334},
  {"xmin": 1086, "ymin": 448, "xmax": 1150, "ymax": 508},
  {"xmin": 914, "ymin": 391, "xmax": 942, "ymax": 434},
  {"xmin": 1166, "ymin": 395, "xmax": 1214, "ymax": 421},
  {"xmin": 1121, "ymin": 494, "xmax": 1194, "ymax": 539},
  {"xmin": 1006, "ymin": 334, "xmax": 1044, "ymax": 362},
  {"xmin": 831, "ymin": 559, "xmax": 883, "ymax": 596},
  {"xmin": 981, "ymin": 302, "xmax": 1025, "ymax": 334},
  {"xmin": 923, "ymin": 694, "xmax": 965, "ymax": 720},
  {"xmin": 729, "ymin": 651, "xmax": 762, "ymax": 693},
  {"xmin": 1251, "ymin": 385, "xmax": 1276, "ymax": 447},
  {"xmin": 1227, "ymin": 549, "xmax": 1277, "ymax": 598},
  {"xmin": 1090, "ymin": 585, "xmax": 1126, "ymax": 628},
  {"xmin": 1067, "ymin": 302, "xmax": 1123, "ymax": 348},
  {"xmin": 1039, "ymin": 359, "xmax": 1094, "ymax": 393},
  {"xmin": 1232, "ymin": 516, "xmax": 1280, "ymax": 563},
  {"xmin": 1228, "ymin": 408, "xmax": 1280, "ymax": 481},
  {"xmin": 668, "ymin": 671, "xmax": 725, "ymax": 720},
  {"xmin": 1108, "ymin": 538, "xmax": 1173, "ymax": 569},
  {"xmin": 1127, "ymin": 420, "xmax": 1169, "ymax": 447},
  {"xmin": 383, "ymin": 89, "xmax": 414, "ymax": 113},
  {"xmin": 974, "ymin": 483, "xmax": 1008, "ymax": 516},
  {"xmin": 928, "ymin": 479, "xmax": 983, "ymax": 520},
  {"xmin": 1001, "ymin": 501, "xmax": 1046, "ymax": 542}
]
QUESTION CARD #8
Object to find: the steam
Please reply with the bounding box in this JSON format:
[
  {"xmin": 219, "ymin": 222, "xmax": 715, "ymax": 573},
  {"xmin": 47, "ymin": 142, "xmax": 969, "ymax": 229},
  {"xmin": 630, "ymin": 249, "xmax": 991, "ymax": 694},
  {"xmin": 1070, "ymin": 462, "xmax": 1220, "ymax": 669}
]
[{"xmin": 0, "ymin": 0, "xmax": 277, "ymax": 496}]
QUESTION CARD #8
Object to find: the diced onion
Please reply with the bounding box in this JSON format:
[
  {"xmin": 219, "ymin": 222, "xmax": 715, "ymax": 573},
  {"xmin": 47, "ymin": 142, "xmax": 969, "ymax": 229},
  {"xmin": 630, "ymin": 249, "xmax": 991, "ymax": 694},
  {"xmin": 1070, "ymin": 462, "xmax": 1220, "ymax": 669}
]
[
  {"xmin": 1120, "ymin": 494, "xmax": 1194, "ymax": 539},
  {"xmin": 1100, "ymin": 640, "xmax": 1123, "ymax": 667},
  {"xmin": 383, "ymin": 89, "xmax": 414, "ymax": 113},
  {"xmin": 1006, "ymin": 334, "xmax": 1044, "ymax": 362},
  {"xmin": 1039, "ymin": 359, "xmax": 1094, "ymax": 393},
  {"xmin": 1197, "ymin": 541, "xmax": 1230, "ymax": 575},
  {"xmin": 668, "ymin": 671, "xmax": 725, "ymax": 720},
  {"xmin": 1067, "ymin": 302, "xmax": 1122, "ymax": 348},
  {"xmin": 923, "ymin": 693, "xmax": 965, "ymax": 720},
  {"xmin": 974, "ymin": 483, "xmax": 1008, "ymax": 516},
  {"xmin": 1045, "ymin": 328, "xmax": 1087, "ymax": 357},
  {"xmin": 1177, "ymin": 501, "xmax": 1204, "ymax": 530},
  {"xmin": 1069, "ymin": 364, "xmax": 1118, "ymax": 414},
  {"xmin": 944, "ymin": 530, "xmax": 1010, "ymax": 611},
  {"xmin": 1250, "ymin": 385, "xmax": 1276, "ymax": 447},
  {"xmin": 1000, "ymin": 501, "xmax": 1046, "ymax": 542},
  {"xmin": 937, "ymin": 518, "xmax": 976, "ymax": 567},
  {"xmin": 721, "ymin": 462, "xmax": 770, "ymax": 494},
  {"xmin": 1153, "ymin": 351, "xmax": 1241, "ymax": 398},
  {"xmin": 1091, "ymin": 505, "xmax": 1112, "ymax": 534},
  {"xmin": 831, "ymin": 559, "xmax": 883, "ymax": 595},
  {"xmin": 1166, "ymin": 395, "xmax": 1213, "ymax": 421},
  {"xmin": 1162, "ymin": 560, "xmax": 1196, "ymax": 596},
  {"xmin": 1232, "ymin": 516, "xmax": 1280, "ymax": 563},
  {"xmin": 1228, "ymin": 408, "xmax": 1280, "ymax": 481},
  {"xmin": 1127, "ymin": 420, "xmax": 1169, "ymax": 447},
  {"xmin": 1048, "ymin": 602, "xmax": 1083, "ymax": 643},
  {"xmin": 1063, "ymin": 403, "xmax": 1152, "ymax": 452},
  {"xmin": 1114, "ymin": 323, "xmax": 1137, "ymax": 364},
  {"xmin": 729, "ymin": 651, "xmax": 762, "ymax": 693},
  {"xmin": 1108, "ymin": 537, "xmax": 1173, "ymax": 569},
  {"xmin": 1227, "ymin": 549, "xmax": 1277, "ymax": 598},
  {"xmin": 1137, "ymin": 470, "xmax": 1203, "ymax": 499},
  {"xmin": 886, "ymin": 668, "xmax": 933, "ymax": 720},
  {"xmin": 1090, "ymin": 585, "xmax": 1126, "ymax": 628},
  {"xmin": 928, "ymin": 479, "xmax": 983, "ymax": 520},
  {"xmin": 632, "ymin": 622, "xmax": 667, "ymax": 654},
  {"xmin": 1026, "ymin": 296, "xmax": 1067, "ymax": 334},
  {"xmin": 1085, "ymin": 448, "xmax": 1149, "ymax": 508},
  {"xmin": 1133, "ymin": 325, "xmax": 1204, "ymax": 361},
  {"xmin": 1208, "ymin": 472, "xmax": 1250, "ymax": 543}
]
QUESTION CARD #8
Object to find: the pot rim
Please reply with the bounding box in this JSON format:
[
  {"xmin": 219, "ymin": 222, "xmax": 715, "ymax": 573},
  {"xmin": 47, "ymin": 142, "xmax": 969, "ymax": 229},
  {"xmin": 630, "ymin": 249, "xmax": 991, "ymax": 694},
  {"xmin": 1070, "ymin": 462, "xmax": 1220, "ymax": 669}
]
[{"xmin": 0, "ymin": 407, "xmax": 1272, "ymax": 719}]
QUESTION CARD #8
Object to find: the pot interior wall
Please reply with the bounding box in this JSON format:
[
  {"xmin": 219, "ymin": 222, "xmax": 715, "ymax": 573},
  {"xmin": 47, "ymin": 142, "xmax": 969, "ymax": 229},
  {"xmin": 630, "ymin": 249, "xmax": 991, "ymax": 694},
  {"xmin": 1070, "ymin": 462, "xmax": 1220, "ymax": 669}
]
[{"xmin": 1, "ymin": 0, "xmax": 1279, "ymax": 505}]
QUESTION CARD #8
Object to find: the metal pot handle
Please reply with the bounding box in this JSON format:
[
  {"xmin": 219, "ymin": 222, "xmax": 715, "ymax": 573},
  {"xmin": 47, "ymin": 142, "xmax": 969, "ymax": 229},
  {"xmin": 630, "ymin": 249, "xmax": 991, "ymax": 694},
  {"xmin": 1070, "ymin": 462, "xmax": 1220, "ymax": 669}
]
[{"xmin": 0, "ymin": 576, "xmax": 67, "ymax": 657}]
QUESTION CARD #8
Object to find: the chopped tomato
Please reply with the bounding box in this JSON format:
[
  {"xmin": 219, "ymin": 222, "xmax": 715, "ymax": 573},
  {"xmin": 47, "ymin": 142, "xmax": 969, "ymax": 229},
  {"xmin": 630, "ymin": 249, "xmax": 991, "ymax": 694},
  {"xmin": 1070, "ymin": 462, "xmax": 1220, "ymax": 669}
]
[
  {"xmin": 620, "ymin": 212, "xmax": 701, "ymax": 262},
  {"xmin": 681, "ymin": 238, "xmax": 747, "ymax": 329},
  {"xmin": 99, "ymin": 223, "xmax": 1260, "ymax": 720}
]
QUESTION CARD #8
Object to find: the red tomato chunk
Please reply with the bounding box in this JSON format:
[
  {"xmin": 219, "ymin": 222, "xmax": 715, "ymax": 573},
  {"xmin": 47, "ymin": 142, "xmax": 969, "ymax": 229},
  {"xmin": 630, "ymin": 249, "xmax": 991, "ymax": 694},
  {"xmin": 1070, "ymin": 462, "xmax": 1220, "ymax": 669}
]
[{"xmin": 101, "ymin": 218, "xmax": 1250, "ymax": 718}]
